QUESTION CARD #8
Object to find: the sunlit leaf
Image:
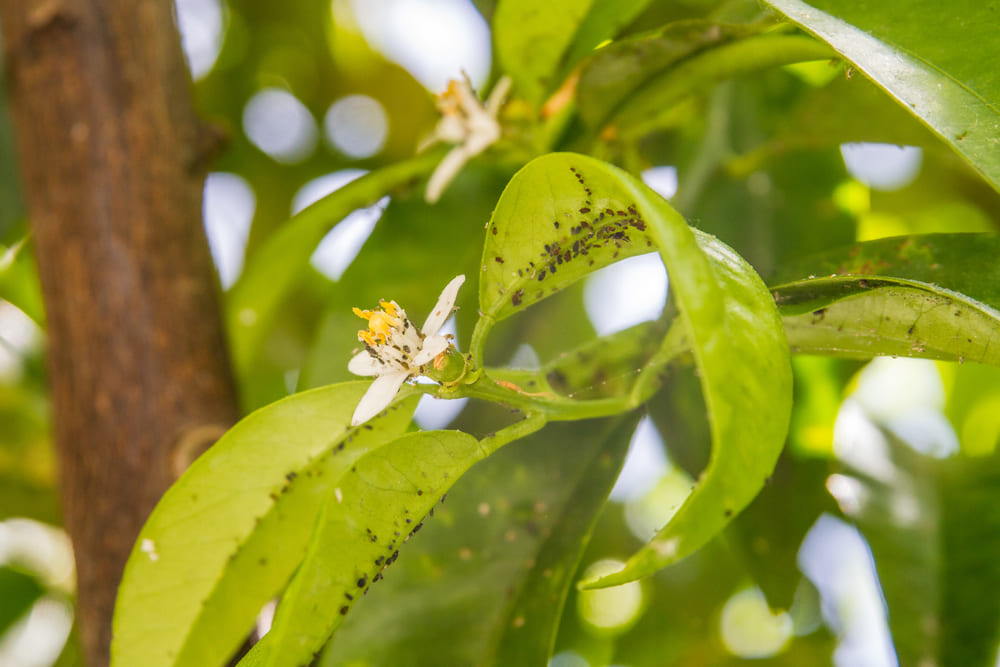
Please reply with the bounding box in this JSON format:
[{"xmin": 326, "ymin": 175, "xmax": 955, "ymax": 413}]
[
  {"xmin": 240, "ymin": 429, "xmax": 486, "ymax": 667},
  {"xmin": 479, "ymin": 157, "xmax": 659, "ymax": 323},
  {"xmin": 0, "ymin": 238, "xmax": 44, "ymax": 326},
  {"xmin": 319, "ymin": 416, "xmax": 636, "ymax": 666},
  {"xmin": 493, "ymin": 0, "xmax": 656, "ymax": 108},
  {"xmin": 771, "ymin": 234, "xmax": 1000, "ymax": 366},
  {"xmin": 479, "ymin": 153, "xmax": 791, "ymax": 588},
  {"xmin": 111, "ymin": 382, "xmax": 419, "ymax": 667},
  {"xmin": 762, "ymin": 0, "xmax": 1000, "ymax": 193},
  {"xmin": 493, "ymin": 0, "xmax": 597, "ymax": 106}
]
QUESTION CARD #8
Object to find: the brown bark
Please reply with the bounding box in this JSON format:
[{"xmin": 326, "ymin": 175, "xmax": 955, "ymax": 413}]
[{"xmin": 0, "ymin": 2, "xmax": 239, "ymax": 665}]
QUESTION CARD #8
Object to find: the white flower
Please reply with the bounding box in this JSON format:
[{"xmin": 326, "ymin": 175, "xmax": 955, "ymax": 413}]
[
  {"xmin": 348, "ymin": 275, "xmax": 466, "ymax": 425},
  {"xmin": 422, "ymin": 74, "xmax": 511, "ymax": 204}
]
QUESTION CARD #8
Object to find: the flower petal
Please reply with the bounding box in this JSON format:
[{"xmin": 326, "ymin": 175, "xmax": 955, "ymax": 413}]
[
  {"xmin": 412, "ymin": 335, "xmax": 450, "ymax": 367},
  {"xmin": 425, "ymin": 146, "xmax": 471, "ymax": 204},
  {"xmin": 348, "ymin": 351, "xmax": 382, "ymax": 376},
  {"xmin": 421, "ymin": 274, "xmax": 465, "ymax": 334},
  {"xmin": 485, "ymin": 75, "xmax": 512, "ymax": 115},
  {"xmin": 351, "ymin": 371, "xmax": 409, "ymax": 426}
]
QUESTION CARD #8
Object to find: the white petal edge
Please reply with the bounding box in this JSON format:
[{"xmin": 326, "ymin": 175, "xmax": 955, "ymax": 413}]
[
  {"xmin": 485, "ymin": 76, "xmax": 512, "ymax": 116},
  {"xmin": 425, "ymin": 147, "xmax": 471, "ymax": 204},
  {"xmin": 412, "ymin": 335, "xmax": 450, "ymax": 367},
  {"xmin": 351, "ymin": 371, "xmax": 409, "ymax": 426},
  {"xmin": 422, "ymin": 274, "xmax": 465, "ymax": 334},
  {"xmin": 348, "ymin": 351, "xmax": 382, "ymax": 376}
]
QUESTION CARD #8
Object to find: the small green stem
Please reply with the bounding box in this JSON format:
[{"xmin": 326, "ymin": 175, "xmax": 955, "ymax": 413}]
[
  {"xmin": 442, "ymin": 317, "xmax": 692, "ymax": 421},
  {"xmin": 479, "ymin": 412, "xmax": 548, "ymax": 456},
  {"xmin": 468, "ymin": 314, "xmax": 494, "ymax": 370}
]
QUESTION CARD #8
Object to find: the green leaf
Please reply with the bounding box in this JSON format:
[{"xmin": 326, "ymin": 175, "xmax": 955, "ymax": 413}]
[
  {"xmin": 226, "ymin": 151, "xmax": 444, "ymax": 375},
  {"xmin": 493, "ymin": 0, "xmax": 597, "ymax": 106},
  {"xmin": 493, "ymin": 0, "xmax": 655, "ymax": 107},
  {"xmin": 477, "ymin": 153, "xmax": 792, "ymax": 588},
  {"xmin": 560, "ymin": 0, "xmax": 658, "ymax": 78},
  {"xmin": 576, "ymin": 20, "xmax": 759, "ymax": 130},
  {"xmin": 762, "ymin": 0, "xmax": 1000, "ymax": 193},
  {"xmin": 0, "ymin": 238, "xmax": 45, "ymax": 326},
  {"xmin": 841, "ymin": 438, "xmax": 1000, "ymax": 666},
  {"xmin": 0, "ymin": 567, "xmax": 44, "ymax": 638},
  {"xmin": 604, "ymin": 33, "xmax": 835, "ymax": 141},
  {"xmin": 724, "ymin": 453, "xmax": 834, "ymax": 610},
  {"xmin": 319, "ymin": 416, "xmax": 635, "ymax": 666},
  {"xmin": 771, "ymin": 234, "xmax": 1000, "ymax": 366},
  {"xmin": 478, "ymin": 156, "xmax": 660, "ymax": 324},
  {"xmin": 239, "ymin": 430, "xmax": 486, "ymax": 667},
  {"xmin": 490, "ymin": 416, "xmax": 636, "ymax": 664},
  {"xmin": 111, "ymin": 382, "xmax": 419, "ymax": 667}
]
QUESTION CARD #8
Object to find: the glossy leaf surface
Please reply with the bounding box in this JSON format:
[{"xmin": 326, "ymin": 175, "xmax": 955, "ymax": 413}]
[
  {"xmin": 763, "ymin": 0, "xmax": 1000, "ymax": 192},
  {"xmin": 111, "ymin": 382, "xmax": 418, "ymax": 667},
  {"xmin": 241, "ymin": 429, "xmax": 485, "ymax": 667},
  {"xmin": 480, "ymin": 153, "xmax": 792, "ymax": 588},
  {"xmin": 772, "ymin": 234, "xmax": 1000, "ymax": 366}
]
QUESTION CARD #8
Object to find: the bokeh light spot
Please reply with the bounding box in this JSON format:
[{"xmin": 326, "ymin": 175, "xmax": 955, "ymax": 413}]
[
  {"xmin": 583, "ymin": 253, "xmax": 668, "ymax": 336},
  {"xmin": 641, "ymin": 165, "xmax": 678, "ymax": 199},
  {"xmin": 0, "ymin": 301, "xmax": 42, "ymax": 383},
  {"xmin": 840, "ymin": 143, "xmax": 922, "ymax": 191},
  {"xmin": 243, "ymin": 88, "xmax": 319, "ymax": 163},
  {"xmin": 414, "ymin": 395, "xmax": 468, "ymax": 430},
  {"xmin": 175, "ymin": 0, "xmax": 225, "ymax": 80},
  {"xmin": 348, "ymin": 0, "xmax": 491, "ymax": 91},
  {"xmin": 576, "ymin": 559, "xmax": 643, "ymax": 635},
  {"xmin": 624, "ymin": 468, "xmax": 692, "ymax": 542},
  {"xmin": 324, "ymin": 95, "xmax": 389, "ymax": 159},
  {"xmin": 203, "ymin": 172, "xmax": 255, "ymax": 289},
  {"xmin": 547, "ymin": 651, "xmax": 590, "ymax": 667},
  {"xmin": 719, "ymin": 587, "xmax": 792, "ymax": 659},
  {"xmin": 291, "ymin": 170, "xmax": 388, "ymax": 281},
  {"xmin": 610, "ymin": 416, "xmax": 669, "ymax": 502}
]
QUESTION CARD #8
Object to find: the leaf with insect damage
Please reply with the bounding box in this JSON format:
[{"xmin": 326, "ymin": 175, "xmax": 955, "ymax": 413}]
[
  {"xmin": 111, "ymin": 382, "xmax": 419, "ymax": 667},
  {"xmin": 771, "ymin": 233, "xmax": 1000, "ymax": 366},
  {"xmin": 481, "ymin": 153, "xmax": 792, "ymax": 589},
  {"xmin": 480, "ymin": 155, "xmax": 659, "ymax": 323},
  {"xmin": 238, "ymin": 430, "xmax": 486, "ymax": 667}
]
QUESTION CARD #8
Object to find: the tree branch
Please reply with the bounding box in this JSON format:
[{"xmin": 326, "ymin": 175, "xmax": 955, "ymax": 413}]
[{"xmin": 0, "ymin": 2, "xmax": 240, "ymax": 664}]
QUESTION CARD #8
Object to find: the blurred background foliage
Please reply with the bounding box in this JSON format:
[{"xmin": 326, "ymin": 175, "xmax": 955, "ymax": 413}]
[{"xmin": 2, "ymin": 0, "xmax": 1000, "ymax": 664}]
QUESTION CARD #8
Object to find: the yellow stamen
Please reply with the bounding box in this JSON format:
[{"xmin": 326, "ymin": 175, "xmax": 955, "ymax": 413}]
[
  {"xmin": 367, "ymin": 311, "xmax": 397, "ymax": 340},
  {"xmin": 353, "ymin": 302, "xmax": 401, "ymax": 346},
  {"xmin": 380, "ymin": 301, "xmax": 399, "ymax": 318}
]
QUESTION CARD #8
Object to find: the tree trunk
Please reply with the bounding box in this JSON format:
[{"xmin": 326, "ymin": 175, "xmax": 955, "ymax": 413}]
[{"xmin": 0, "ymin": 2, "xmax": 239, "ymax": 665}]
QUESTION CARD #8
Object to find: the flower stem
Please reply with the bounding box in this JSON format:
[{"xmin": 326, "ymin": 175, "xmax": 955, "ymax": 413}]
[{"xmin": 479, "ymin": 412, "xmax": 548, "ymax": 457}]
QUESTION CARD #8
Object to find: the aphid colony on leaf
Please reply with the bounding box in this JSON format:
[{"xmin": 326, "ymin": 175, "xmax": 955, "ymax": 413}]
[{"xmin": 498, "ymin": 168, "xmax": 651, "ymax": 309}]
